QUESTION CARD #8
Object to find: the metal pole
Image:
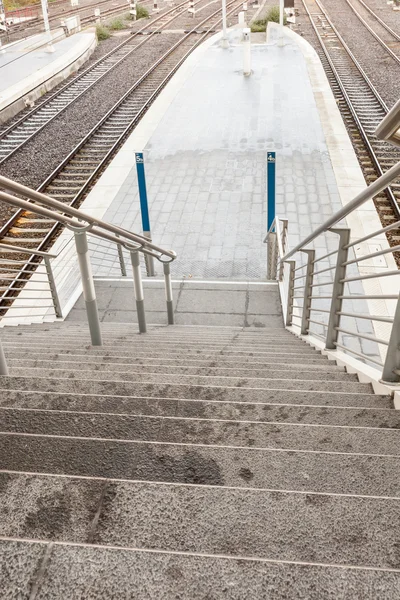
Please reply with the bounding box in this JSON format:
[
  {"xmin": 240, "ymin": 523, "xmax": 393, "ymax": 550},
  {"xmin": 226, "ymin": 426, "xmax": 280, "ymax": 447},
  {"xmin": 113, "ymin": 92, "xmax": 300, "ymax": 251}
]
[
  {"xmin": 135, "ymin": 153, "xmax": 155, "ymax": 276},
  {"xmin": 40, "ymin": 0, "xmax": 54, "ymax": 51},
  {"xmin": 163, "ymin": 262, "xmax": 174, "ymax": 325},
  {"xmin": 267, "ymin": 232, "xmax": 276, "ymax": 280},
  {"xmin": 381, "ymin": 292, "xmax": 400, "ymax": 383},
  {"xmin": 130, "ymin": 0, "xmax": 137, "ymax": 19},
  {"xmin": 130, "ymin": 251, "xmax": 147, "ymax": 333},
  {"xmin": 116, "ymin": 236, "xmax": 127, "ymax": 276},
  {"xmin": 285, "ymin": 260, "xmax": 296, "ymax": 326},
  {"xmin": 221, "ymin": 0, "xmax": 228, "ymax": 48},
  {"xmin": 300, "ymin": 249, "xmax": 315, "ymax": 335},
  {"xmin": 278, "ymin": 0, "xmax": 284, "ymax": 46},
  {"xmin": 267, "ymin": 152, "xmax": 276, "ymax": 230},
  {"xmin": 44, "ymin": 256, "xmax": 63, "ymax": 318},
  {"xmin": 74, "ymin": 231, "xmax": 102, "ymax": 346},
  {"xmin": 325, "ymin": 228, "xmax": 350, "ymax": 350},
  {"xmin": 0, "ymin": 336, "xmax": 9, "ymax": 376}
]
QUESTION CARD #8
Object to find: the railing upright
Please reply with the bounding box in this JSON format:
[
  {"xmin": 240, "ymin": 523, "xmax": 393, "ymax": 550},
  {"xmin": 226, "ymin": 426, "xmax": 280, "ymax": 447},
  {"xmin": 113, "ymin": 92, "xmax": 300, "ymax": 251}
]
[
  {"xmin": 0, "ymin": 338, "xmax": 9, "ymax": 376},
  {"xmin": 325, "ymin": 228, "xmax": 350, "ymax": 350},
  {"xmin": 300, "ymin": 249, "xmax": 315, "ymax": 335},
  {"xmin": 130, "ymin": 250, "xmax": 147, "ymax": 333},
  {"xmin": 381, "ymin": 292, "xmax": 400, "ymax": 383},
  {"xmin": 44, "ymin": 256, "xmax": 63, "ymax": 318},
  {"xmin": 74, "ymin": 230, "xmax": 103, "ymax": 346},
  {"xmin": 163, "ymin": 262, "xmax": 174, "ymax": 325},
  {"xmin": 285, "ymin": 260, "xmax": 296, "ymax": 326}
]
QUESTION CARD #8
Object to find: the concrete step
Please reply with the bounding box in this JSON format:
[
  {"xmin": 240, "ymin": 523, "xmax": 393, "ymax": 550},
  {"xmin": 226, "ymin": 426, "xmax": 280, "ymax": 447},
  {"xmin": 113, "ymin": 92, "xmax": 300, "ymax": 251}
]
[
  {"xmin": 3, "ymin": 349, "xmax": 332, "ymax": 366},
  {"xmin": 2, "ymin": 408, "xmax": 400, "ymax": 455},
  {"xmin": 2, "ymin": 434, "xmax": 400, "ymax": 497},
  {"xmin": 3, "ymin": 538, "xmax": 400, "ymax": 599},
  {"xmin": 5, "ymin": 360, "xmax": 356, "ymax": 381},
  {"xmin": 2, "ymin": 473, "xmax": 400, "ymax": 570},
  {"xmin": 0, "ymin": 378, "xmax": 384, "ymax": 408},
  {"xmin": 3, "ymin": 345, "xmax": 329, "ymax": 361},
  {"xmin": 0, "ymin": 337, "xmax": 315, "ymax": 351},
  {"xmin": 6, "ymin": 369, "xmax": 370, "ymax": 393},
  {"xmin": 0, "ymin": 391, "xmax": 396, "ymax": 426}
]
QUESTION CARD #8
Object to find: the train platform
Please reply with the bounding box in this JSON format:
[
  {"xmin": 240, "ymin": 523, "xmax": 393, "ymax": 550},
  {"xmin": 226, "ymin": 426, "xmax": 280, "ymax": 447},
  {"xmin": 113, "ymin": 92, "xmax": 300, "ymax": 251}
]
[
  {"xmin": 0, "ymin": 27, "xmax": 96, "ymax": 122},
  {"xmin": 77, "ymin": 19, "xmax": 387, "ymax": 283}
]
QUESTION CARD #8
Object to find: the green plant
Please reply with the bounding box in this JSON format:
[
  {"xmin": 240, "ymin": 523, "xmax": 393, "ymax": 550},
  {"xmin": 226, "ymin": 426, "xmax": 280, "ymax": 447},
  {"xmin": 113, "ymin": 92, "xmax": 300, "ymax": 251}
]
[
  {"xmin": 127, "ymin": 3, "xmax": 149, "ymax": 19},
  {"xmin": 136, "ymin": 4, "xmax": 149, "ymax": 18},
  {"xmin": 108, "ymin": 17, "xmax": 125, "ymax": 30},
  {"xmin": 96, "ymin": 23, "xmax": 110, "ymax": 40},
  {"xmin": 250, "ymin": 6, "xmax": 287, "ymax": 32}
]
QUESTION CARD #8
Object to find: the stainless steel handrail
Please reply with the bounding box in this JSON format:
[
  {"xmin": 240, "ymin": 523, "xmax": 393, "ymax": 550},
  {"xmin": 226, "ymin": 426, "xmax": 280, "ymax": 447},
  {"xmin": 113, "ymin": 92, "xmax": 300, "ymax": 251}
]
[
  {"xmin": 0, "ymin": 183, "xmax": 176, "ymax": 262},
  {"xmin": 0, "ymin": 175, "xmax": 178, "ymax": 375}
]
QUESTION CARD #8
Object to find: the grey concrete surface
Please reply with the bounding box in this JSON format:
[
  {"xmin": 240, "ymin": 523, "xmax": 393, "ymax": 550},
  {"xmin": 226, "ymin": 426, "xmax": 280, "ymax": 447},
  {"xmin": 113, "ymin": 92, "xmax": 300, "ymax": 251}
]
[
  {"xmin": 0, "ymin": 391, "xmax": 398, "ymax": 427},
  {"xmin": 0, "ymin": 377, "xmax": 384, "ymax": 408},
  {"xmin": 67, "ymin": 280, "xmax": 284, "ymax": 327},
  {"xmin": 34, "ymin": 543, "xmax": 400, "ymax": 599},
  {"xmin": 0, "ymin": 539, "xmax": 45, "ymax": 599},
  {"xmin": 3, "ymin": 434, "xmax": 400, "ymax": 496},
  {"xmin": 5, "ymin": 368, "xmax": 373, "ymax": 393},
  {"xmin": 3, "ymin": 474, "xmax": 400, "ymax": 569},
  {"xmin": 2, "ymin": 408, "xmax": 400, "ymax": 455}
]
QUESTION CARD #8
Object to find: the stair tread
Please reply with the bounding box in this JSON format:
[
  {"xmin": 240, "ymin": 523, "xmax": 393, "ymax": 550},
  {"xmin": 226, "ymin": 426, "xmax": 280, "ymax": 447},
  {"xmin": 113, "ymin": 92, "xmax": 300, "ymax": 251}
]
[
  {"xmin": 0, "ymin": 378, "xmax": 386, "ymax": 408},
  {"xmin": 1, "ymin": 434, "xmax": 400, "ymax": 496},
  {"xmin": 2, "ymin": 408, "xmax": 399, "ymax": 455},
  {"xmin": 2, "ymin": 538, "xmax": 400, "ymax": 599},
  {"xmin": 0, "ymin": 391, "xmax": 396, "ymax": 426},
  {"xmin": 5, "ymin": 369, "xmax": 372, "ymax": 393}
]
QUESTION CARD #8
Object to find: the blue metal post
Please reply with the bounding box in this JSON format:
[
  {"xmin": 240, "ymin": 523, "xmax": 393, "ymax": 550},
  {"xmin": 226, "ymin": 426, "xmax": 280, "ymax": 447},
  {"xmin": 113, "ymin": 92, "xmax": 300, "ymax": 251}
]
[
  {"xmin": 267, "ymin": 152, "xmax": 276, "ymax": 230},
  {"xmin": 135, "ymin": 152, "xmax": 154, "ymax": 276}
]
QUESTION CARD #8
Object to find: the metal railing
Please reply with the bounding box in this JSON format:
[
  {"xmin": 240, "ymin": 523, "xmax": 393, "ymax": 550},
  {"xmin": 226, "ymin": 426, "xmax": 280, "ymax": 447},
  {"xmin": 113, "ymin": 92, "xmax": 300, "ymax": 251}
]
[
  {"xmin": 0, "ymin": 175, "xmax": 177, "ymax": 375},
  {"xmin": 265, "ymin": 158, "xmax": 400, "ymax": 384}
]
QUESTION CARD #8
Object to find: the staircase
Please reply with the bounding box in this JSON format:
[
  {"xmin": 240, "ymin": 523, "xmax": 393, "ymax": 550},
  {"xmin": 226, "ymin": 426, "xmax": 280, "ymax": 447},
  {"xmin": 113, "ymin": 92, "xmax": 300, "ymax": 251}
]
[{"xmin": 1, "ymin": 297, "xmax": 400, "ymax": 597}]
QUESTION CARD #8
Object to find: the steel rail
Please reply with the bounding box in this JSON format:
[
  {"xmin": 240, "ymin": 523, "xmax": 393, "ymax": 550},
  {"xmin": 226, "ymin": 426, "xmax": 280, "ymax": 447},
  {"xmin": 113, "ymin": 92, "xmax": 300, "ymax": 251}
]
[
  {"xmin": 344, "ymin": 0, "xmax": 400, "ymax": 66},
  {"xmin": 0, "ymin": 0, "xmax": 197, "ymax": 162},
  {"xmin": 301, "ymin": 0, "xmax": 400, "ymax": 220}
]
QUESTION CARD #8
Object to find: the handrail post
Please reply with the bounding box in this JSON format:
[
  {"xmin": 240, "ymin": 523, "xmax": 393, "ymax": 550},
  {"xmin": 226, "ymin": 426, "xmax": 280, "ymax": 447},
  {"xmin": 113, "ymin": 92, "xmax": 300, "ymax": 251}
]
[
  {"xmin": 44, "ymin": 256, "xmax": 63, "ymax": 318},
  {"xmin": 285, "ymin": 260, "xmax": 296, "ymax": 326},
  {"xmin": 279, "ymin": 219, "xmax": 289, "ymax": 281},
  {"xmin": 300, "ymin": 249, "xmax": 315, "ymax": 335},
  {"xmin": 325, "ymin": 228, "xmax": 351, "ymax": 350},
  {"xmin": 74, "ymin": 230, "xmax": 102, "ymax": 346},
  {"xmin": 130, "ymin": 250, "xmax": 147, "ymax": 333},
  {"xmin": 163, "ymin": 262, "xmax": 174, "ymax": 325},
  {"xmin": 381, "ymin": 292, "xmax": 400, "ymax": 383},
  {"xmin": 0, "ymin": 337, "xmax": 9, "ymax": 376},
  {"xmin": 267, "ymin": 232, "xmax": 277, "ymax": 280},
  {"xmin": 116, "ymin": 235, "xmax": 127, "ymax": 277}
]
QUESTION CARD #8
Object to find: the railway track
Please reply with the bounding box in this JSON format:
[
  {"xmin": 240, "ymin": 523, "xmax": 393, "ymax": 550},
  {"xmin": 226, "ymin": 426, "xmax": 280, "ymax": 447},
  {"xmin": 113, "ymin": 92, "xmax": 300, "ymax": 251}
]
[
  {"xmin": 301, "ymin": 0, "xmax": 400, "ymax": 238},
  {"xmin": 0, "ymin": 0, "xmax": 203, "ymax": 163},
  {"xmin": 0, "ymin": 0, "xmax": 244, "ymax": 296},
  {"xmin": 1, "ymin": 0, "xmax": 153, "ymax": 44}
]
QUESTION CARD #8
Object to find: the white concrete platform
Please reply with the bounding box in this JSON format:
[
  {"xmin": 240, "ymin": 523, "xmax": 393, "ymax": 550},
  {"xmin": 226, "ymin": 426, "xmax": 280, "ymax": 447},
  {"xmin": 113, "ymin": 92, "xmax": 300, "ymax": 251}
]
[{"xmin": 0, "ymin": 27, "xmax": 97, "ymax": 123}]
